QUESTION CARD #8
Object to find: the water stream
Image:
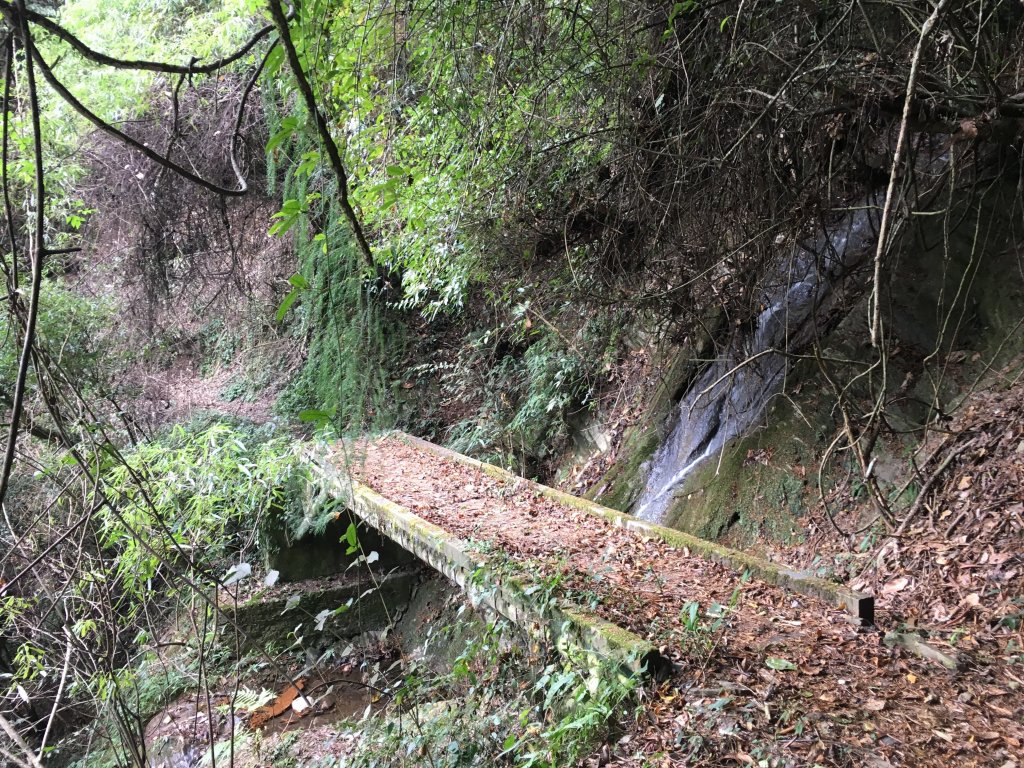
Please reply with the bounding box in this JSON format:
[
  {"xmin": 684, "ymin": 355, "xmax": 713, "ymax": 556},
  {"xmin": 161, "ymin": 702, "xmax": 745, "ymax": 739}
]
[{"xmin": 634, "ymin": 198, "xmax": 883, "ymax": 523}]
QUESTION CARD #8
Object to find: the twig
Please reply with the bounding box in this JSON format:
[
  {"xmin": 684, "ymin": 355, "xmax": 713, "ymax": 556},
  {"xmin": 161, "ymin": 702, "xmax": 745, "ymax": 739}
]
[
  {"xmin": 0, "ymin": 713, "xmax": 43, "ymax": 768},
  {"xmin": 2, "ymin": 1, "xmax": 281, "ymax": 76},
  {"xmin": 869, "ymin": 0, "xmax": 952, "ymax": 347},
  {"xmin": 893, "ymin": 436, "xmax": 976, "ymax": 536},
  {"xmin": 28, "ymin": 39, "xmax": 249, "ymax": 198},
  {"xmin": 37, "ymin": 631, "xmax": 74, "ymax": 760}
]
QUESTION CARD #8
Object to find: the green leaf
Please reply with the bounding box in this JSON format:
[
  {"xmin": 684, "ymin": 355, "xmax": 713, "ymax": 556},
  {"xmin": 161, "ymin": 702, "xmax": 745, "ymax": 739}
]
[
  {"xmin": 266, "ymin": 116, "xmax": 299, "ymax": 152},
  {"xmin": 264, "ymin": 44, "xmax": 285, "ymax": 78},
  {"xmin": 297, "ymin": 408, "xmax": 335, "ymax": 427},
  {"xmin": 288, "ymin": 273, "xmax": 309, "ymax": 290},
  {"xmin": 275, "ymin": 288, "xmax": 300, "ymax": 322},
  {"xmin": 765, "ymin": 657, "xmax": 796, "ymax": 671},
  {"xmin": 343, "ymin": 522, "xmax": 359, "ymax": 554}
]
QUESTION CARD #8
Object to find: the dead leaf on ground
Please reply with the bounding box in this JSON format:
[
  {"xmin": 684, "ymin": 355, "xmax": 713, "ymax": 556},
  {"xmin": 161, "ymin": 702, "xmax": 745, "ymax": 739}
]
[{"xmin": 881, "ymin": 577, "xmax": 910, "ymax": 596}]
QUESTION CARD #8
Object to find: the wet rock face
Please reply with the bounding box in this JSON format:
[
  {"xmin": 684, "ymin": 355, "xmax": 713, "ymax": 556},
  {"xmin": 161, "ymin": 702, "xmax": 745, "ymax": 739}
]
[
  {"xmin": 635, "ymin": 200, "xmax": 883, "ymax": 524},
  {"xmin": 634, "ymin": 180, "xmax": 1024, "ymax": 542}
]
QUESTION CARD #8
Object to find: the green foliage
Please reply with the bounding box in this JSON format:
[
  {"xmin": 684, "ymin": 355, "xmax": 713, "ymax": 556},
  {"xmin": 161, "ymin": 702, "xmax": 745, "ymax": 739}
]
[
  {"xmin": 433, "ymin": 322, "xmax": 597, "ymax": 470},
  {"xmin": 266, "ymin": 97, "xmax": 400, "ymax": 431},
  {"xmin": 273, "ymin": 0, "xmax": 641, "ymax": 317},
  {"xmin": 508, "ymin": 334, "xmax": 592, "ymax": 451},
  {"xmin": 99, "ymin": 421, "xmax": 302, "ymax": 592},
  {"xmin": 0, "ymin": 277, "xmax": 117, "ymax": 401},
  {"xmin": 674, "ymin": 572, "xmax": 748, "ymax": 661},
  {"xmin": 53, "ymin": 0, "xmax": 260, "ymax": 119},
  {"xmin": 350, "ymin": 615, "xmax": 636, "ymax": 768}
]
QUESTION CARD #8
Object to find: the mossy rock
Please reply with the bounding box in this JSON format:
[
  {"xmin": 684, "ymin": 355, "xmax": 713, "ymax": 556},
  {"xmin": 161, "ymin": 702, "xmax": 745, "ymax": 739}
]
[
  {"xmin": 661, "ymin": 386, "xmax": 829, "ymax": 546},
  {"xmin": 222, "ymin": 569, "xmax": 419, "ymax": 653},
  {"xmin": 588, "ymin": 343, "xmax": 700, "ymax": 511},
  {"xmin": 659, "ymin": 186, "xmax": 1024, "ymax": 546}
]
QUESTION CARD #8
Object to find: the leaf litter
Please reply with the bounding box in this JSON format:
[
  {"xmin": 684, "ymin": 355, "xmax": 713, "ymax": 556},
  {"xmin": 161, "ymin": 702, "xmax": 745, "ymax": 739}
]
[{"xmin": 342, "ymin": 436, "xmax": 1024, "ymax": 767}]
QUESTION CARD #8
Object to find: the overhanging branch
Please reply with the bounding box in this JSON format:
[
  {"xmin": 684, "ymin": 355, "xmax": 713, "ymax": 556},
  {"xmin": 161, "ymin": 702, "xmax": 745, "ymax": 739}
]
[
  {"xmin": 267, "ymin": 0, "xmax": 375, "ymax": 271},
  {"xmin": 0, "ymin": 0, "xmax": 283, "ymax": 75}
]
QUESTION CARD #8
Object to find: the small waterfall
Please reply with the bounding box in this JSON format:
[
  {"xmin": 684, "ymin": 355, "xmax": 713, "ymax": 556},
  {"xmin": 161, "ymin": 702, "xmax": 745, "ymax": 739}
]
[{"xmin": 633, "ymin": 199, "xmax": 883, "ymax": 523}]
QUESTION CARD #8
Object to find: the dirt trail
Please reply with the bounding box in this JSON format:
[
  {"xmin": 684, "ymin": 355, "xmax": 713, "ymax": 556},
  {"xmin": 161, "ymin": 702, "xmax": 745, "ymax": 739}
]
[{"xmin": 343, "ymin": 436, "xmax": 1023, "ymax": 767}]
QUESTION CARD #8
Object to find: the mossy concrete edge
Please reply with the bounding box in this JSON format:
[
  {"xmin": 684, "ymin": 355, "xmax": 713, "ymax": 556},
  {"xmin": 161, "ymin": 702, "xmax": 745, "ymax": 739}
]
[
  {"xmin": 306, "ymin": 450, "xmax": 671, "ymax": 680},
  {"xmin": 395, "ymin": 432, "xmax": 874, "ymax": 626}
]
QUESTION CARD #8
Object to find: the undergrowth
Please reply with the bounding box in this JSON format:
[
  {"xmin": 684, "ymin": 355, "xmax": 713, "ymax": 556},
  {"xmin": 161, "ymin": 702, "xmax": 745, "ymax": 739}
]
[
  {"xmin": 347, "ymin": 613, "xmax": 639, "ymax": 768},
  {"xmin": 416, "ymin": 308, "xmax": 626, "ymax": 474},
  {"xmin": 266, "ymin": 96, "xmax": 400, "ymax": 434}
]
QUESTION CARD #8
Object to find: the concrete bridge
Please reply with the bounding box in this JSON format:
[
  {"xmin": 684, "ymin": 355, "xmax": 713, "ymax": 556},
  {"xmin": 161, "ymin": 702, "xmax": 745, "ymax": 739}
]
[{"xmin": 261, "ymin": 432, "xmax": 874, "ymax": 680}]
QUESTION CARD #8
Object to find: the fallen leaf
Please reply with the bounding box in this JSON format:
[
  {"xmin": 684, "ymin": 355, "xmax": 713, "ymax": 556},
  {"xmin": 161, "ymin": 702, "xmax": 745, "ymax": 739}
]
[
  {"xmin": 864, "ymin": 698, "xmax": 886, "ymax": 711},
  {"xmin": 765, "ymin": 657, "xmax": 797, "ymax": 671},
  {"xmin": 882, "ymin": 577, "xmax": 910, "ymax": 596}
]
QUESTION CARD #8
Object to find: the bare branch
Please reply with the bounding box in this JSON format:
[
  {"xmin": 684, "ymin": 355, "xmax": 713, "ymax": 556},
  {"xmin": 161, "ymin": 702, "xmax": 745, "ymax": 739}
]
[
  {"xmin": 869, "ymin": 0, "xmax": 952, "ymax": 347},
  {"xmin": 28, "ymin": 37, "xmax": 251, "ymax": 197},
  {"xmin": 0, "ymin": 0, "xmax": 48, "ymax": 514}
]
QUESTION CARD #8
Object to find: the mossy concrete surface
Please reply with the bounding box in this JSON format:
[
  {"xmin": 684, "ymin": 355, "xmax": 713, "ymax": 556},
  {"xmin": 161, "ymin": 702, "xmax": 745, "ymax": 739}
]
[
  {"xmin": 305, "ymin": 448, "xmax": 671, "ymax": 679},
  {"xmin": 222, "ymin": 569, "xmax": 420, "ymax": 653},
  {"xmin": 395, "ymin": 432, "xmax": 874, "ymax": 625}
]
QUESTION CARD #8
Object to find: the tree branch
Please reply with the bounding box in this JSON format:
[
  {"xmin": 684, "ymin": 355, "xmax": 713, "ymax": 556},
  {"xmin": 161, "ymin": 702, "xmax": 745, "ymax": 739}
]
[
  {"xmin": 0, "ymin": 1, "xmax": 47, "ymax": 512},
  {"xmin": 869, "ymin": 0, "xmax": 951, "ymax": 348},
  {"xmin": 28, "ymin": 37, "xmax": 250, "ymax": 197},
  {"xmin": 0, "ymin": 0, "xmax": 281, "ymax": 75},
  {"xmin": 267, "ymin": 0, "xmax": 375, "ymax": 271}
]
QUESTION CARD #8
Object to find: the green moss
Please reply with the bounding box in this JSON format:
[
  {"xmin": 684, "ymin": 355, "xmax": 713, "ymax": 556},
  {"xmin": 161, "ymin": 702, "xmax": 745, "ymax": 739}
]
[
  {"xmin": 587, "ymin": 425, "xmax": 661, "ymax": 510},
  {"xmin": 662, "ymin": 387, "xmax": 827, "ymax": 546}
]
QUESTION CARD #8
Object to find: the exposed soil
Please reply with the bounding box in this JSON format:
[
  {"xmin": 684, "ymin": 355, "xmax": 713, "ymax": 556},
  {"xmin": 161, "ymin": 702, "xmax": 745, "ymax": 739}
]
[
  {"xmin": 125, "ymin": 357, "xmax": 277, "ymax": 431},
  {"xmin": 342, "ymin": 436, "xmax": 1024, "ymax": 767}
]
